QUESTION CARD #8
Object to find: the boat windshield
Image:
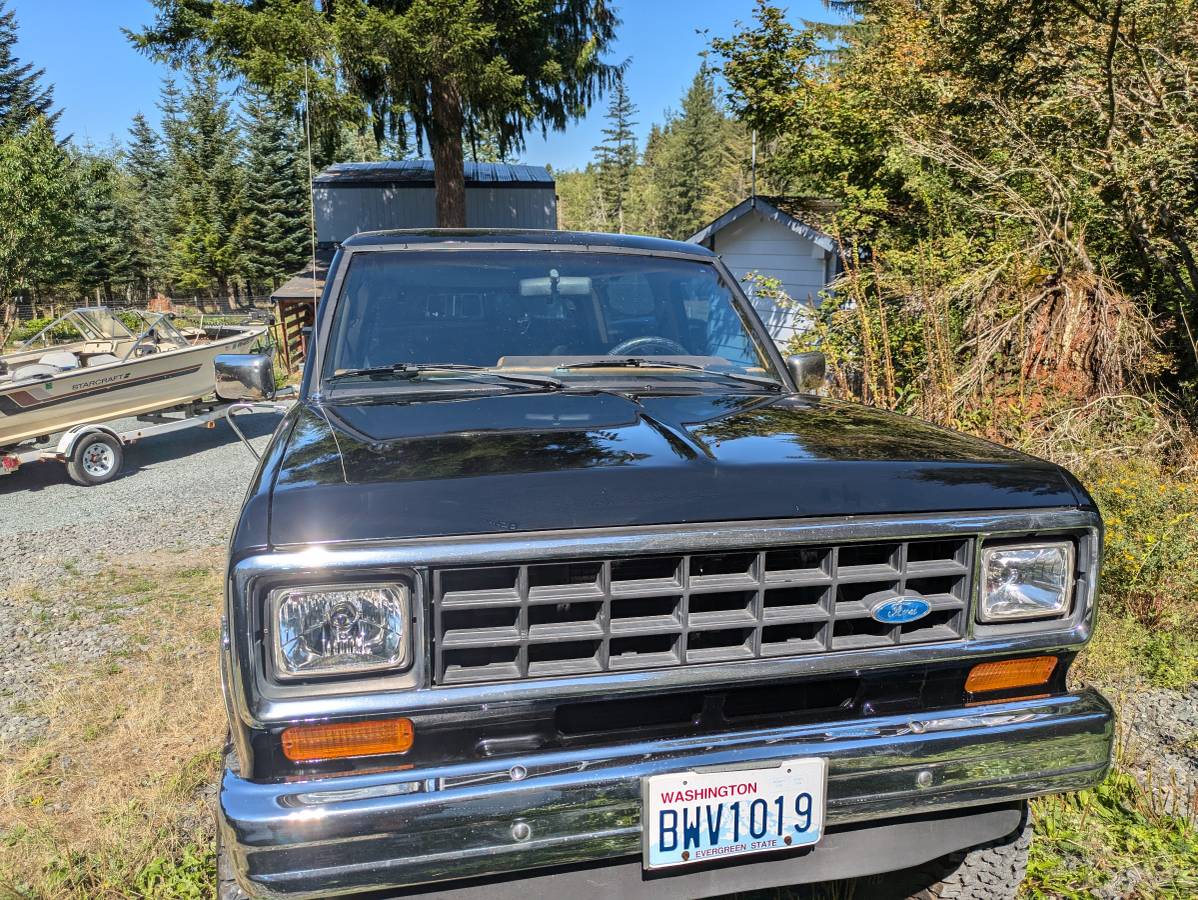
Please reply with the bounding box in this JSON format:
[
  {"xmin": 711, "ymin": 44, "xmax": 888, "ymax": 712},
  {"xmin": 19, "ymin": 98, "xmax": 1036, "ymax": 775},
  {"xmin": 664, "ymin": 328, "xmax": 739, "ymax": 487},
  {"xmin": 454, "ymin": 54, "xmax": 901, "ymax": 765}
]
[
  {"xmin": 323, "ymin": 250, "xmax": 782, "ymax": 392},
  {"xmin": 75, "ymin": 309, "xmax": 135, "ymax": 341},
  {"xmin": 21, "ymin": 308, "xmax": 134, "ymax": 347},
  {"xmin": 124, "ymin": 311, "xmax": 191, "ymax": 350}
]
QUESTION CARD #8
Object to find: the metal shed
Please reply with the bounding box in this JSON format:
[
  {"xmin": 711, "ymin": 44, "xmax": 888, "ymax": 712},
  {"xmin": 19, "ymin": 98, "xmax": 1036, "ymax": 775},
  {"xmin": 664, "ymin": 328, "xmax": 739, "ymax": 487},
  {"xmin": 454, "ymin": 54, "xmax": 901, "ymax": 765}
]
[
  {"xmin": 688, "ymin": 196, "xmax": 840, "ymax": 347},
  {"xmin": 313, "ymin": 160, "xmax": 557, "ymax": 243}
]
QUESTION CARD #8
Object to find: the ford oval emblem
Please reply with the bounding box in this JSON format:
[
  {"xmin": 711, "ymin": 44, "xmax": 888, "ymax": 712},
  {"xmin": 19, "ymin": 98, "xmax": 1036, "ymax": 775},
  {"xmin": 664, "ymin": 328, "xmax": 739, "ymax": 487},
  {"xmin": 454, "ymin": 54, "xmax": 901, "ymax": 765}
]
[{"xmin": 869, "ymin": 596, "xmax": 932, "ymax": 625}]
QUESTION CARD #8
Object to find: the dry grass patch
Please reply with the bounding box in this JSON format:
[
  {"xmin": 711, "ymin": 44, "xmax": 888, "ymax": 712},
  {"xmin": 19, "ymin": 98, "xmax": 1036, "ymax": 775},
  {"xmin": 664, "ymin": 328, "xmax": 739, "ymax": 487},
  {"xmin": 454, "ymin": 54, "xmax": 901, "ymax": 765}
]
[{"xmin": 0, "ymin": 553, "xmax": 226, "ymax": 898}]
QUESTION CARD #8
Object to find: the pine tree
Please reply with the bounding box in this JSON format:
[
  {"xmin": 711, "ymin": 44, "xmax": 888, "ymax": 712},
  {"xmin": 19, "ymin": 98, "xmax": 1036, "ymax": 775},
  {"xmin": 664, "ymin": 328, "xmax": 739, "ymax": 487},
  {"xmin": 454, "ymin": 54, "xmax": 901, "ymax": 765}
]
[
  {"xmin": 238, "ymin": 92, "xmax": 309, "ymax": 296},
  {"xmin": 656, "ymin": 69, "xmax": 728, "ymax": 239},
  {"xmin": 124, "ymin": 112, "xmax": 170, "ymax": 293},
  {"xmin": 134, "ymin": 0, "xmax": 619, "ymax": 227},
  {"xmin": 72, "ymin": 148, "xmax": 135, "ymax": 301},
  {"xmin": 591, "ymin": 71, "xmax": 638, "ymax": 233},
  {"xmin": 631, "ymin": 123, "xmax": 669, "ymax": 236},
  {"xmin": 0, "ymin": 1, "xmax": 58, "ymax": 137},
  {"xmin": 636, "ymin": 68, "xmax": 745, "ymax": 240},
  {"xmin": 164, "ymin": 67, "xmax": 243, "ymax": 299}
]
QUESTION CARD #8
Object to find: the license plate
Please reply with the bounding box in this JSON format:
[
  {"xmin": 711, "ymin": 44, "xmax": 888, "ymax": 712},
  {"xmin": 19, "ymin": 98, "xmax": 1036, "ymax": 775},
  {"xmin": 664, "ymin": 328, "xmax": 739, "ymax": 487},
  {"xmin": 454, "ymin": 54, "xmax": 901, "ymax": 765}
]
[{"xmin": 642, "ymin": 758, "xmax": 826, "ymax": 870}]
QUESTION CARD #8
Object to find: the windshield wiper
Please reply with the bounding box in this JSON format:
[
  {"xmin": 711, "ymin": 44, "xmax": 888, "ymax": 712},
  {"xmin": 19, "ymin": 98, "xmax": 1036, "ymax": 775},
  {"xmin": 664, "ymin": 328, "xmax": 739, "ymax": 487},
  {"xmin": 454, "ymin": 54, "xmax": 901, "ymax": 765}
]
[
  {"xmin": 555, "ymin": 358, "xmax": 783, "ymax": 391},
  {"xmin": 328, "ymin": 363, "xmax": 563, "ymax": 391}
]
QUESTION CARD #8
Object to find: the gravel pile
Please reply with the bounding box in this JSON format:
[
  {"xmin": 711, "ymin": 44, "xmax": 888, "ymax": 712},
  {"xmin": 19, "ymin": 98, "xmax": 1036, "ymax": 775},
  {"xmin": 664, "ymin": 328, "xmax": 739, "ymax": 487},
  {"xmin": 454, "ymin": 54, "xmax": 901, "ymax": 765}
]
[
  {"xmin": 1112, "ymin": 681, "xmax": 1198, "ymax": 817},
  {"xmin": 0, "ymin": 412, "xmax": 280, "ymax": 745}
]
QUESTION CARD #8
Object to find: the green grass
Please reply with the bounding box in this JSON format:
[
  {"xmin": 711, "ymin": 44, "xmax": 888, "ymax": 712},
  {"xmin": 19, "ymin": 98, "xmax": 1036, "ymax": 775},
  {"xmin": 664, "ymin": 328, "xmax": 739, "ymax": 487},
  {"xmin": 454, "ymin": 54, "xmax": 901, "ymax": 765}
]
[
  {"xmin": 1026, "ymin": 771, "xmax": 1198, "ymax": 898},
  {"xmin": 8, "ymin": 842, "xmax": 216, "ymax": 899},
  {"xmin": 1076, "ymin": 613, "xmax": 1198, "ymax": 690}
]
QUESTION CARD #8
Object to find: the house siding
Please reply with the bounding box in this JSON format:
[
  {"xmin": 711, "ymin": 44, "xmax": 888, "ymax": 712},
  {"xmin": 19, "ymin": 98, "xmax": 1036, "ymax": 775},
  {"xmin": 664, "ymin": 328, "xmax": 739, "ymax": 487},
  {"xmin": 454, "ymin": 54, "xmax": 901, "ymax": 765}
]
[{"xmin": 711, "ymin": 210, "xmax": 832, "ymax": 347}]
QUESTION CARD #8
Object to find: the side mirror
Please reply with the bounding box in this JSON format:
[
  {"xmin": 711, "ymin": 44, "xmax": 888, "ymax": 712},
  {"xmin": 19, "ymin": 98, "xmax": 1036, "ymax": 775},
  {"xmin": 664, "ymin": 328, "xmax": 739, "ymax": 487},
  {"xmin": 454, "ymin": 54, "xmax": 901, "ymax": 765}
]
[
  {"xmin": 215, "ymin": 353, "xmax": 276, "ymax": 402},
  {"xmin": 786, "ymin": 352, "xmax": 826, "ymax": 393}
]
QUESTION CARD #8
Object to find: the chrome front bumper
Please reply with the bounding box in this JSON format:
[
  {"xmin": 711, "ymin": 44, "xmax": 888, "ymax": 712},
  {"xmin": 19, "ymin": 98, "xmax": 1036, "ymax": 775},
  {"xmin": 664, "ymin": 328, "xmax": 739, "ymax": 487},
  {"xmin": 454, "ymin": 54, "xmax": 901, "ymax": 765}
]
[{"xmin": 220, "ymin": 688, "xmax": 1113, "ymax": 898}]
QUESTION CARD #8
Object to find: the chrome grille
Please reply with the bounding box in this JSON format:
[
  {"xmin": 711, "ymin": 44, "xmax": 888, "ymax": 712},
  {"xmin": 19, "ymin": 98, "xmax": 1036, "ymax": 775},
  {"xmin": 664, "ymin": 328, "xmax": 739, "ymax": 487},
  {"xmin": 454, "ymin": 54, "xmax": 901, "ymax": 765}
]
[{"xmin": 432, "ymin": 538, "xmax": 973, "ymax": 685}]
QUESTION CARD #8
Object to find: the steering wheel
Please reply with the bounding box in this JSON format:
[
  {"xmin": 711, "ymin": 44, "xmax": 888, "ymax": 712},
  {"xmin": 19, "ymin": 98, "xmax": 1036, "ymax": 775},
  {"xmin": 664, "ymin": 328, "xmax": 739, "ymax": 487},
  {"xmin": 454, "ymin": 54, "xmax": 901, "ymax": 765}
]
[{"xmin": 607, "ymin": 335, "xmax": 689, "ymax": 357}]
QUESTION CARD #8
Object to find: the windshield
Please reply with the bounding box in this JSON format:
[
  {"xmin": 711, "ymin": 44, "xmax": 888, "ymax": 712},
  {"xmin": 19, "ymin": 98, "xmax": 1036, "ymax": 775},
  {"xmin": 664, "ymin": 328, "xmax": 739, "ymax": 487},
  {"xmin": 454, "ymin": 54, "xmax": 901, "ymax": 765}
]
[
  {"xmin": 323, "ymin": 250, "xmax": 779, "ymax": 388},
  {"xmin": 23, "ymin": 308, "xmax": 134, "ymax": 346}
]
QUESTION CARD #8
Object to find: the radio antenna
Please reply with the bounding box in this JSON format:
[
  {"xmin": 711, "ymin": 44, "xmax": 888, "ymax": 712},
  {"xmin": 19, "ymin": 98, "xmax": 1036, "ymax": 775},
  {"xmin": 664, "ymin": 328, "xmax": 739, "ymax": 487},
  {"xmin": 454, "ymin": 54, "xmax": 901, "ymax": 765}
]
[
  {"xmin": 303, "ymin": 61, "xmax": 318, "ymax": 359},
  {"xmin": 751, "ymin": 129, "xmax": 757, "ymax": 207}
]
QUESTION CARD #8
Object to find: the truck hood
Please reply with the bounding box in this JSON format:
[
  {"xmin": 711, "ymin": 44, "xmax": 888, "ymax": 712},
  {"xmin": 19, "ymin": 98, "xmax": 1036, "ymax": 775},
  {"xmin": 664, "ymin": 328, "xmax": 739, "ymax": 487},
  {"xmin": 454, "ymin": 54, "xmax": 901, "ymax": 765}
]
[{"xmin": 261, "ymin": 390, "xmax": 1079, "ymax": 546}]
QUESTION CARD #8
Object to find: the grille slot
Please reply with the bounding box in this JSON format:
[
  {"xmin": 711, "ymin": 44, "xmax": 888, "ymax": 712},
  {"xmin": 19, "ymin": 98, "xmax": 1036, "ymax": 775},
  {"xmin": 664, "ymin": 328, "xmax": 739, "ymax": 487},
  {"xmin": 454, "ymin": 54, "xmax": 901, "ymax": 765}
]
[{"xmin": 433, "ymin": 537, "xmax": 972, "ymax": 684}]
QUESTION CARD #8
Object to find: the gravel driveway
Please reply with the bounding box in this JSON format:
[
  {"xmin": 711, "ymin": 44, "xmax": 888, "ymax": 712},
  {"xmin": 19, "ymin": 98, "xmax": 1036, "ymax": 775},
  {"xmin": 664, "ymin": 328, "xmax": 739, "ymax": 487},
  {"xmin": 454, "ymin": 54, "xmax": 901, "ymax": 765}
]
[{"xmin": 0, "ymin": 410, "xmax": 282, "ymax": 744}]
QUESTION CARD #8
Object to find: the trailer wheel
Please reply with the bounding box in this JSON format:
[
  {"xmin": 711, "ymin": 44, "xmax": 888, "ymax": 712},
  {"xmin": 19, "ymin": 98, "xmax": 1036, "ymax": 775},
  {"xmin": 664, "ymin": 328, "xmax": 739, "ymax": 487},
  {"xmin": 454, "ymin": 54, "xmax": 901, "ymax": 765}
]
[{"xmin": 66, "ymin": 432, "xmax": 123, "ymax": 485}]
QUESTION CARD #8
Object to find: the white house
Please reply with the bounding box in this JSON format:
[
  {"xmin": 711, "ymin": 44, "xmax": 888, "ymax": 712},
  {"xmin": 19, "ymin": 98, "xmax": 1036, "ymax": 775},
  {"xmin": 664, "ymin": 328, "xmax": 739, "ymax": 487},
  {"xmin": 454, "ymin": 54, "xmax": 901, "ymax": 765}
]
[{"xmin": 688, "ymin": 196, "xmax": 839, "ymax": 347}]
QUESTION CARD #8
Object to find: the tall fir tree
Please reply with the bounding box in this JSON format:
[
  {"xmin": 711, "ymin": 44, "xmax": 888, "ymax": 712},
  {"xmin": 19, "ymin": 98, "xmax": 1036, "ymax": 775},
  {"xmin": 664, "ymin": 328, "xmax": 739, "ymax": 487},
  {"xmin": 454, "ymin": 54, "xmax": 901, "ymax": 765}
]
[
  {"xmin": 0, "ymin": 1, "xmax": 58, "ymax": 137},
  {"xmin": 72, "ymin": 148, "xmax": 135, "ymax": 301},
  {"xmin": 164, "ymin": 67, "xmax": 243, "ymax": 299},
  {"xmin": 238, "ymin": 92, "xmax": 309, "ymax": 296},
  {"xmin": 124, "ymin": 112, "xmax": 170, "ymax": 293},
  {"xmin": 591, "ymin": 71, "xmax": 638, "ymax": 233},
  {"xmin": 133, "ymin": 0, "xmax": 618, "ymax": 227},
  {"xmin": 652, "ymin": 68, "xmax": 730, "ymax": 239}
]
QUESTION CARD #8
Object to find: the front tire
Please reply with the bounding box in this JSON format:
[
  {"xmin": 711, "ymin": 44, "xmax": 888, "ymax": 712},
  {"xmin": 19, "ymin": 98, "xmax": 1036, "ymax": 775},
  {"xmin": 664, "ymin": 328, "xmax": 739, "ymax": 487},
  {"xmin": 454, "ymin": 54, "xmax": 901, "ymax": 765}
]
[
  {"xmin": 859, "ymin": 802, "xmax": 1031, "ymax": 899},
  {"xmin": 66, "ymin": 432, "xmax": 123, "ymax": 485},
  {"xmin": 216, "ymin": 824, "xmax": 251, "ymax": 900},
  {"xmin": 216, "ymin": 741, "xmax": 252, "ymax": 899}
]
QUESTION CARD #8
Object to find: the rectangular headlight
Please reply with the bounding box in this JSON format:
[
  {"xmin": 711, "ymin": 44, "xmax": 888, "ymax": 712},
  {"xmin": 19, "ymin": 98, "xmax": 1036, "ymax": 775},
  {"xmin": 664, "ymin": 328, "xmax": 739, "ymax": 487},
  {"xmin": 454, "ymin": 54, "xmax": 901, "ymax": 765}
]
[
  {"xmin": 979, "ymin": 542, "xmax": 1074, "ymax": 623},
  {"xmin": 270, "ymin": 583, "xmax": 410, "ymax": 680}
]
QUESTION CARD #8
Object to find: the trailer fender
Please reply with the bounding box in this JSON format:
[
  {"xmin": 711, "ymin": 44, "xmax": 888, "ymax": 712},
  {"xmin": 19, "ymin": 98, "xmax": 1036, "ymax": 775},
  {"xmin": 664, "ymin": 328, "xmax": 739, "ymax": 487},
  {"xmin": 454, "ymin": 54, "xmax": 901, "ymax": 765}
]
[{"xmin": 55, "ymin": 423, "xmax": 125, "ymax": 459}]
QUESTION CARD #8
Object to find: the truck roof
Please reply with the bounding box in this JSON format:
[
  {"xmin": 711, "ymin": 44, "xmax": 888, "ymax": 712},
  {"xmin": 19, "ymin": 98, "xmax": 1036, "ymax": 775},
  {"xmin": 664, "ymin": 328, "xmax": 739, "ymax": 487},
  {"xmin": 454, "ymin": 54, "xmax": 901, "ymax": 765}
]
[{"xmin": 339, "ymin": 228, "xmax": 716, "ymax": 257}]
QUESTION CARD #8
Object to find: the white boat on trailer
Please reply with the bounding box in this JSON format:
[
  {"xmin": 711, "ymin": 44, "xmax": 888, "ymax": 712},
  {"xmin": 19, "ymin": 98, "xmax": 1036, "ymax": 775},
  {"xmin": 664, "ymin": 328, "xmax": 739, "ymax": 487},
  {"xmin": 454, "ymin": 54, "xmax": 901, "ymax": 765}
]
[{"xmin": 0, "ymin": 307, "xmax": 274, "ymax": 484}]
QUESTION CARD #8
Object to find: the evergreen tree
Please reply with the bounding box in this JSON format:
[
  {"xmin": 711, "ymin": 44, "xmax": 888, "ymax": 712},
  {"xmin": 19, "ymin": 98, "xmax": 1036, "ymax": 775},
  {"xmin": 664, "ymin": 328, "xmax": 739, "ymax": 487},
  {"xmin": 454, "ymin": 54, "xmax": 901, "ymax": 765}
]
[
  {"xmin": 0, "ymin": 1, "xmax": 58, "ymax": 137},
  {"xmin": 124, "ymin": 112, "xmax": 170, "ymax": 292},
  {"xmin": 592, "ymin": 71, "xmax": 638, "ymax": 233},
  {"xmin": 652, "ymin": 69, "xmax": 731, "ymax": 239},
  {"xmin": 164, "ymin": 67, "xmax": 243, "ymax": 299},
  {"xmin": 238, "ymin": 92, "xmax": 309, "ymax": 296},
  {"xmin": 72, "ymin": 148, "xmax": 135, "ymax": 301},
  {"xmin": 631, "ymin": 123, "xmax": 669, "ymax": 236},
  {"xmin": 557, "ymin": 69, "xmax": 754, "ymax": 239},
  {"xmin": 134, "ymin": 0, "xmax": 619, "ymax": 227}
]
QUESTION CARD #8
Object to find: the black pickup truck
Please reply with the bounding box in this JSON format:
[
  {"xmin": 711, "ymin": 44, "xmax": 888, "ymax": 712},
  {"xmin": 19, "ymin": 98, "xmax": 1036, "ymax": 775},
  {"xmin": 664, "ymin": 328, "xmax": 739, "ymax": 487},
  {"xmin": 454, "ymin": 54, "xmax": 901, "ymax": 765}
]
[{"xmin": 214, "ymin": 230, "xmax": 1112, "ymax": 899}]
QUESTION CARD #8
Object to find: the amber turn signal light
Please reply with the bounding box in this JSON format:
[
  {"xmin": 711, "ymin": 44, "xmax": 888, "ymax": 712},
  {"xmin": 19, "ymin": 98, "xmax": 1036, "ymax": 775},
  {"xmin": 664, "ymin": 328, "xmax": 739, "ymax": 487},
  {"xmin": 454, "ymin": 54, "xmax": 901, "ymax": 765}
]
[
  {"xmin": 965, "ymin": 656, "xmax": 1057, "ymax": 694},
  {"xmin": 282, "ymin": 718, "xmax": 414, "ymax": 762}
]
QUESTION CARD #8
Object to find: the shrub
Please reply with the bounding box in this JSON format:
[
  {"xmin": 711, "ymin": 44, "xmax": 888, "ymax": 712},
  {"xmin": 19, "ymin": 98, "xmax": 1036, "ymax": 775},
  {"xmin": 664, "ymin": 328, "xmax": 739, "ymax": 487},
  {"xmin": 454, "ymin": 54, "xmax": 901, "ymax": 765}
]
[
  {"xmin": 1079, "ymin": 457, "xmax": 1198, "ymax": 635},
  {"xmin": 9, "ymin": 316, "xmax": 77, "ymax": 344}
]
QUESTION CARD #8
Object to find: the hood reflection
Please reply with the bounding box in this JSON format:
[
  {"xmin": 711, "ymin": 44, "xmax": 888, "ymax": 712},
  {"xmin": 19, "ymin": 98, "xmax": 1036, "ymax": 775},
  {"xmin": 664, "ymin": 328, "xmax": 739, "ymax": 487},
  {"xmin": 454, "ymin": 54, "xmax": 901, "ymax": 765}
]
[{"xmin": 268, "ymin": 389, "xmax": 1077, "ymax": 545}]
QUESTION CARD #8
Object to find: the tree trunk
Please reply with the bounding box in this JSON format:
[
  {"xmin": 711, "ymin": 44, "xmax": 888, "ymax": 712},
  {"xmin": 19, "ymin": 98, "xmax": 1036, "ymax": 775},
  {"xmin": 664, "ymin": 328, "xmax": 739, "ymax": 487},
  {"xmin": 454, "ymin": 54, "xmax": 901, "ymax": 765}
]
[{"xmin": 430, "ymin": 77, "xmax": 467, "ymax": 228}]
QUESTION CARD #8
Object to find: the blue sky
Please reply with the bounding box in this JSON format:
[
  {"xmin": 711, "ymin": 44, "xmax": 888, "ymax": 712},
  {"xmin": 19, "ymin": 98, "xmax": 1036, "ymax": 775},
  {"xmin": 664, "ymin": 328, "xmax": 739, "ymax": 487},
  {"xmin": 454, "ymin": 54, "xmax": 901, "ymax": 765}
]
[{"xmin": 9, "ymin": 0, "xmax": 830, "ymax": 169}]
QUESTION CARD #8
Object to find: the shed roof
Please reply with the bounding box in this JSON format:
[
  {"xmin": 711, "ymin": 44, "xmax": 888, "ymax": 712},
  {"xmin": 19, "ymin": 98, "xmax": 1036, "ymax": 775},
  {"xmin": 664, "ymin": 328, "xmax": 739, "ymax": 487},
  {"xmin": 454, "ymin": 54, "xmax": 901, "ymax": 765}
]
[
  {"xmin": 313, "ymin": 160, "xmax": 554, "ymax": 188},
  {"xmin": 271, "ymin": 248, "xmax": 335, "ymax": 301},
  {"xmin": 687, "ymin": 195, "xmax": 838, "ymax": 253}
]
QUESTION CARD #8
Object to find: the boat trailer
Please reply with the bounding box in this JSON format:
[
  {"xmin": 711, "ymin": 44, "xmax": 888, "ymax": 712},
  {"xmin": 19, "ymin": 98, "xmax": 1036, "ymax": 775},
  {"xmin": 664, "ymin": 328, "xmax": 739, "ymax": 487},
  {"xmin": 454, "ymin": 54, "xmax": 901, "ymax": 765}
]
[{"xmin": 1, "ymin": 396, "xmax": 292, "ymax": 486}]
